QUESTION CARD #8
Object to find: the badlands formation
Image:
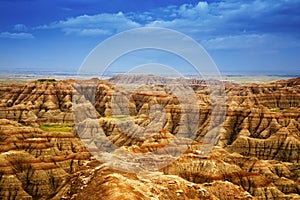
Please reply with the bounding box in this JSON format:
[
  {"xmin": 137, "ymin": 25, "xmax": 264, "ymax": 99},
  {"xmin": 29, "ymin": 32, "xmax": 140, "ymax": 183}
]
[{"xmin": 0, "ymin": 76, "xmax": 299, "ymax": 199}]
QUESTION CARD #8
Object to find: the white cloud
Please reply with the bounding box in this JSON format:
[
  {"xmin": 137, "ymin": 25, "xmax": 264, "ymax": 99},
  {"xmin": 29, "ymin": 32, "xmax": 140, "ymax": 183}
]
[
  {"xmin": 177, "ymin": 1, "xmax": 208, "ymax": 18},
  {"xmin": 0, "ymin": 32, "xmax": 34, "ymax": 39},
  {"xmin": 201, "ymin": 34, "xmax": 267, "ymax": 50},
  {"xmin": 144, "ymin": 2, "xmax": 221, "ymax": 38},
  {"xmin": 39, "ymin": 12, "xmax": 141, "ymax": 36},
  {"xmin": 13, "ymin": 24, "xmax": 28, "ymax": 32},
  {"xmin": 201, "ymin": 34, "xmax": 300, "ymax": 50},
  {"xmin": 63, "ymin": 28, "xmax": 112, "ymax": 36}
]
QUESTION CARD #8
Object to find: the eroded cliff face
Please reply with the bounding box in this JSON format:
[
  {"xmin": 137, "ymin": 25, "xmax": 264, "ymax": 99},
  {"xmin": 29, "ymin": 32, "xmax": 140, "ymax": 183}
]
[
  {"xmin": 0, "ymin": 119, "xmax": 90, "ymax": 199},
  {"xmin": 0, "ymin": 76, "xmax": 299, "ymax": 199},
  {"xmin": 0, "ymin": 79, "xmax": 74, "ymax": 125}
]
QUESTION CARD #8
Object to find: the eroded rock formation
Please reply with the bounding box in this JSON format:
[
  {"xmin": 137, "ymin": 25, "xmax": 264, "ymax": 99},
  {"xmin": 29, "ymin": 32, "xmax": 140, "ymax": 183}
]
[{"xmin": 0, "ymin": 76, "xmax": 299, "ymax": 199}]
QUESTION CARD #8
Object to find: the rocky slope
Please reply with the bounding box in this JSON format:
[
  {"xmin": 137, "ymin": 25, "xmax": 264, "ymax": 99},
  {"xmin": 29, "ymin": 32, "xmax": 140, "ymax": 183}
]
[
  {"xmin": 0, "ymin": 76, "xmax": 299, "ymax": 199},
  {"xmin": 0, "ymin": 79, "xmax": 73, "ymax": 125},
  {"xmin": 0, "ymin": 119, "xmax": 89, "ymax": 199}
]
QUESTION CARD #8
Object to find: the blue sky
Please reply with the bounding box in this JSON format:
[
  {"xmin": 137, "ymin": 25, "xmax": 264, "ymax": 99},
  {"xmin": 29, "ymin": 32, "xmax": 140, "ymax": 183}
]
[{"xmin": 0, "ymin": 0, "xmax": 300, "ymax": 74}]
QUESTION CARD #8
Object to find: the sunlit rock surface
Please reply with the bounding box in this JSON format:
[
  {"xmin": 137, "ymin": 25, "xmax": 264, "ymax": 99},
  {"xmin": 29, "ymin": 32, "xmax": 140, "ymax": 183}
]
[{"xmin": 0, "ymin": 76, "xmax": 299, "ymax": 199}]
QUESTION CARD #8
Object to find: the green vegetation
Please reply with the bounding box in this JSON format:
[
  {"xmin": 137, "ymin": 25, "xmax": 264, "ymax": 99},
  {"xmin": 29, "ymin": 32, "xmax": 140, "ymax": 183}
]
[
  {"xmin": 39, "ymin": 123, "xmax": 74, "ymax": 132},
  {"xmin": 105, "ymin": 115, "xmax": 130, "ymax": 120},
  {"xmin": 36, "ymin": 78, "xmax": 56, "ymax": 83},
  {"xmin": 270, "ymin": 107, "xmax": 284, "ymax": 112}
]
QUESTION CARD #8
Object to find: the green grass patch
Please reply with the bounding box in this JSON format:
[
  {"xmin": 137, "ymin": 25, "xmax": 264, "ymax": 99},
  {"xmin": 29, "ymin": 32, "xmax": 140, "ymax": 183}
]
[
  {"xmin": 36, "ymin": 78, "xmax": 56, "ymax": 83},
  {"xmin": 39, "ymin": 123, "xmax": 74, "ymax": 132},
  {"xmin": 270, "ymin": 107, "xmax": 284, "ymax": 112},
  {"xmin": 105, "ymin": 115, "xmax": 130, "ymax": 120}
]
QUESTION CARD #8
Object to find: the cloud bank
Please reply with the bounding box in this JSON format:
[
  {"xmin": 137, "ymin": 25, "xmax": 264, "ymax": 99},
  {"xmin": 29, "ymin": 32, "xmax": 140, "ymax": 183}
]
[
  {"xmin": 38, "ymin": 12, "xmax": 140, "ymax": 36},
  {"xmin": 0, "ymin": 32, "xmax": 34, "ymax": 39},
  {"xmin": 35, "ymin": 0, "xmax": 300, "ymax": 50}
]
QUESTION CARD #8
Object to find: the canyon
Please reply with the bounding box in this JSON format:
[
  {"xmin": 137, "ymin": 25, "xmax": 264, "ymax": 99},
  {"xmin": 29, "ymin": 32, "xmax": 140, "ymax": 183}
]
[{"xmin": 0, "ymin": 76, "xmax": 299, "ymax": 199}]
